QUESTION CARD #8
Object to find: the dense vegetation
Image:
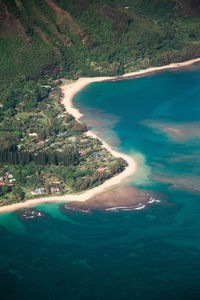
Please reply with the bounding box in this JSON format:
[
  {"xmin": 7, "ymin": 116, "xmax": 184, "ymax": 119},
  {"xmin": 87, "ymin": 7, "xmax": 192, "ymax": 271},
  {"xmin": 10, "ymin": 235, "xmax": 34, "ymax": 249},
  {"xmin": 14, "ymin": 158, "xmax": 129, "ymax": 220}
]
[
  {"xmin": 0, "ymin": 81, "xmax": 127, "ymax": 204},
  {"xmin": 0, "ymin": 147, "xmax": 79, "ymax": 166},
  {"xmin": 0, "ymin": 0, "xmax": 200, "ymax": 204},
  {"xmin": 1, "ymin": 0, "xmax": 200, "ymax": 86}
]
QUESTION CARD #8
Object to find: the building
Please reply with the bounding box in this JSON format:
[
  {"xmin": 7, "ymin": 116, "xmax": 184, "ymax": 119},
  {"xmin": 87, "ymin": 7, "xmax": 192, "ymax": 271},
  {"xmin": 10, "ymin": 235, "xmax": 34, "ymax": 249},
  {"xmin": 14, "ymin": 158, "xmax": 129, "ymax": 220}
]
[
  {"xmin": 50, "ymin": 187, "xmax": 60, "ymax": 194},
  {"xmin": 0, "ymin": 182, "xmax": 13, "ymax": 187},
  {"xmin": 68, "ymin": 136, "xmax": 77, "ymax": 142},
  {"xmin": 95, "ymin": 67, "xmax": 103, "ymax": 71},
  {"xmin": 79, "ymin": 150, "xmax": 86, "ymax": 155},
  {"xmin": 9, "ymin": 179, "xmax": 16, "ymax": 183},
  {"xmin": 97, "ymin": 168, "xmax": 106, "ymax": 172},
  {"xmin": 31, "ymin": 188, "xmax": 45, "ymax": 195},
  {"xmin": 57, "ymin": 114, "xmax": 65, "ymax": 119},
  {"xmin": 52, "ymin": 181, "xmax": 61, "ymax": 185}
]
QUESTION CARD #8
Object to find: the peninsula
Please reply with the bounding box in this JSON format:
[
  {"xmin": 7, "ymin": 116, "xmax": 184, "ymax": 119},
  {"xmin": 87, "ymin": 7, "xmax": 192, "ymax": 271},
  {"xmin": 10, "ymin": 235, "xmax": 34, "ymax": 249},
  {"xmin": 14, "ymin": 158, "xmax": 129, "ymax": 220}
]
[{"xmin": 0, "ymin": 58, "xmax": 200, "ymax": 213}]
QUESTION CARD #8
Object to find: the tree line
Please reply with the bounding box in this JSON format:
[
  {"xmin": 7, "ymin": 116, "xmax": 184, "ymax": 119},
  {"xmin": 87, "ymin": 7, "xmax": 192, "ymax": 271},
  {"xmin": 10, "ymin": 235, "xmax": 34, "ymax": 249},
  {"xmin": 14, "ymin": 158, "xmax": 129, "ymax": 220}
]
[{"xmin": 0, "ymin": 147, "xmax": 79, "ymax": 167}]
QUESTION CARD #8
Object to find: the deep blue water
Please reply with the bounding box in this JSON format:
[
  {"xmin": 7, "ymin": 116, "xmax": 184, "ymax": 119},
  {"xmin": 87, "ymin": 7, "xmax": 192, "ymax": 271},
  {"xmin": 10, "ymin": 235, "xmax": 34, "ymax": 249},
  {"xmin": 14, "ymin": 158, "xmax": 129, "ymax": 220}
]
[{"xmin": 1, "ymin": 64, "xmax": 200, "ymax": 300}]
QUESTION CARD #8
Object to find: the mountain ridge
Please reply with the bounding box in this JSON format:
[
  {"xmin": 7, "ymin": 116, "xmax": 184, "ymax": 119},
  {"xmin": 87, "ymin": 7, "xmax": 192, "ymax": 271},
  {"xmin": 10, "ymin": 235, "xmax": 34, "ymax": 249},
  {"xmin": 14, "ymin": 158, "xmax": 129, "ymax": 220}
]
[{"xmin": 1, "ymin": 0, "xmax": 200, "ymax": 85}]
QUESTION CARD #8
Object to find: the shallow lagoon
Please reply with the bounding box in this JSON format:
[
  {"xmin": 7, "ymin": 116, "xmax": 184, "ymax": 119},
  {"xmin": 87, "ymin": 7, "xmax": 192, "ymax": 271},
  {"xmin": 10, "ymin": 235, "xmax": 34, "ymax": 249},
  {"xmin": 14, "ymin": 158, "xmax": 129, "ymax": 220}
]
[{"xmin": 1, "ymin": 64, "xmax": 200, "ymax": 300}]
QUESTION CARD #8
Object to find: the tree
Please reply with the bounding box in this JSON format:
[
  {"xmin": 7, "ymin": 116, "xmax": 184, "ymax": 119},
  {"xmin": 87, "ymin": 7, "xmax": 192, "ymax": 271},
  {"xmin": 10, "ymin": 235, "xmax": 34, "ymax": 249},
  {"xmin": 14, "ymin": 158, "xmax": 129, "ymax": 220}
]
[
  {"xmin": 12, "ymin": 186, "xmax": 25, "ymax": 201},
  {"xmin": 108, "ymin": 161, "xmax": 124, "ymax": 176},
  {"xmin": 0, "ymin": 185, "xmax": 11, "ymax": 195},
  {"xmin": 1, "ymin": 133, "xmax": 18, "ymax": 150},
  {"xmin": 73, "ymin": 122, "xmax": 87, "ymax": 134}
]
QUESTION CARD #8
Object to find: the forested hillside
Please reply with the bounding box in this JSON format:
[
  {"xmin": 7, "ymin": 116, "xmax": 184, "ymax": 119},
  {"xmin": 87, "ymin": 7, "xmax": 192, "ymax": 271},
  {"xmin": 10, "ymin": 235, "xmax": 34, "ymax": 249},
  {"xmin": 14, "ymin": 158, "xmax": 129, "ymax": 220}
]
[{"xmin": 1, "ymin": 0, "xmax": 200, "ymax": 85}]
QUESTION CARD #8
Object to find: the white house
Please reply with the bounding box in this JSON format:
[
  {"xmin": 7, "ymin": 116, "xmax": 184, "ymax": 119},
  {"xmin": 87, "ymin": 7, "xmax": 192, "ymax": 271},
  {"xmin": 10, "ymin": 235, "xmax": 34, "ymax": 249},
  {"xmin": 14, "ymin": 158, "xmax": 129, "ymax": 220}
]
[{"xmin": 29, "ymin": 133, "xmax": 38, "ymax": 137}]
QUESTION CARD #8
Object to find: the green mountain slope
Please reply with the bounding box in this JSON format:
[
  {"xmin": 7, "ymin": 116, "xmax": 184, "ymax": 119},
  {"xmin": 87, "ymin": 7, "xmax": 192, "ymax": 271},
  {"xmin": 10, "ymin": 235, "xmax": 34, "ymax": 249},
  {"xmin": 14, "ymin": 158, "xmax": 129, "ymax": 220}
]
[{"xmin": 1, "ymin": 0, "xmax": 200, "ymax": 84}]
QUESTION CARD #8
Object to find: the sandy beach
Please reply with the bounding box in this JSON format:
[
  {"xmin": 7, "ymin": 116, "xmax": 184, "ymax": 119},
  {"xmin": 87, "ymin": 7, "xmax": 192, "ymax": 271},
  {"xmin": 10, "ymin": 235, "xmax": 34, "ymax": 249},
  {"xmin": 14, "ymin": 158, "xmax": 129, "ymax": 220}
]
[{"xmin": 0, "ymin": 57, "xmax": 200, "ymax": 214}]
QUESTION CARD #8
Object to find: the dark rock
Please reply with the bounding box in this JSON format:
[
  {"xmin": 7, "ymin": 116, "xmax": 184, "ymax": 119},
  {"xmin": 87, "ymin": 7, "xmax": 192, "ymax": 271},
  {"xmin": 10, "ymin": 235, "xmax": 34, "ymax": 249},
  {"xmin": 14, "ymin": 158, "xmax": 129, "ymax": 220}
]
[{"xmin": 14, "ymin": 208, "xmax": 49, "ymax": 222}]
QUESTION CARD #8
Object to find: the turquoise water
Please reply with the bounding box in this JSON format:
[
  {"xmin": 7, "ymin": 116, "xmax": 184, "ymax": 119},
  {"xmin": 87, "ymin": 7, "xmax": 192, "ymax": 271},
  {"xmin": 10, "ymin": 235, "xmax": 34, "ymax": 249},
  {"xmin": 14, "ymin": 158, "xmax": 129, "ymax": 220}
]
[{"xmin": 1, "ymin": 64, "xmax": 200, "ymax": 299}]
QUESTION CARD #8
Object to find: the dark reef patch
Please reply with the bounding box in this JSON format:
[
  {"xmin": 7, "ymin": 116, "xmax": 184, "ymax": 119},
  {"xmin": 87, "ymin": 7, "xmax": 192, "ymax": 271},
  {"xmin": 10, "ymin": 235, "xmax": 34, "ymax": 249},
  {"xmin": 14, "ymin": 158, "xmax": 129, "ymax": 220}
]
[
  {"xmin": 14, "ymin": 208, "xmax": 50, "ymax": 222},
  {"xmin": 60, "ymin": 185, "xmax": 166, "ymax": 213}
]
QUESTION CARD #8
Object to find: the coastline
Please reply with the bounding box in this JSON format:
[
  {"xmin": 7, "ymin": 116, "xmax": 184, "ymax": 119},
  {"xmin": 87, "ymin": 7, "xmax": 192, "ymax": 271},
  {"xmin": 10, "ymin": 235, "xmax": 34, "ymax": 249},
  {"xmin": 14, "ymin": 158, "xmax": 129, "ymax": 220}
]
[{"xmin": 0, "ymin": 57, "xmax": 200, "ymax": 214}]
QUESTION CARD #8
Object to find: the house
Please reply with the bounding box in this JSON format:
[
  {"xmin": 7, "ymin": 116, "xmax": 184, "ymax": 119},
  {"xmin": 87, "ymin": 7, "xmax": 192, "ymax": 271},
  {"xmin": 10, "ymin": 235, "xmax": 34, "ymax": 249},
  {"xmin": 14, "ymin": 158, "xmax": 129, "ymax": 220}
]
[
  {"xmin": 57, "ymin": 132, "xmax": 67, "ymax": 137},
  {"xmin": 95, "ymin": 67, "xmax": 103, "ymax": 71},
  {"xmin": 50, "ymin": 187, "xmax": 60, "ymax": 194},
  {"xmin": 29, "ymin": 133, "xmax": 38, "ymax": 137},
  {"xmin": 0, "ymin": 177, "xmax": 4, "ymax": 181},
  {"xmin": 9, "ymin": 179, "xmax": 16, "ymax": 183},
  {"xmin": 56, "ymin": 149, "xmax": 63, "ymax": 152},
  {"xmin": 41, "ymin": 85, "xmax": 51, "ymax": 88},
  {"xmin": 8, "ymin": 174, "xmax": 13, "ymax": 179},
  {"xmin": 31, "ymin": 190, "xmax": 37, "ymax": 195},
  {"xmin": 68, "ymin": 136, "xmax": 77, "ymax": 142},
  {"xmin": 57, "ymin": 114, "xmax": 65, "ymax": 119},
  {"xmin": 39, "ymin": 141, "xmax": 45, "ymax": 144},
  {"xmin": 0, "ymin": 182, "xmax": 13, "ymax": 187},
  {"xmin": 79, "ymin": 150, "xmax": 86, "ymax": 155},
  {"xmin": 31, "ymin": 188, "xmax": 45, "ymax": 195},
  {"xmin": 97, "ymin": 168, "xmax": 106, "ymax": 172}
]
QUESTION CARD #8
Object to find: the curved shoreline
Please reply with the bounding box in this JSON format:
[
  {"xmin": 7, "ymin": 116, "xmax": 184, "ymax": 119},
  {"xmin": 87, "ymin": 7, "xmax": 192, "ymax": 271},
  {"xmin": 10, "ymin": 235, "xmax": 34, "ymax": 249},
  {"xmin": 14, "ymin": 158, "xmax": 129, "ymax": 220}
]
[{"xmin": 0, "ymin": 57, "xmax": 200, "ymax": 214}]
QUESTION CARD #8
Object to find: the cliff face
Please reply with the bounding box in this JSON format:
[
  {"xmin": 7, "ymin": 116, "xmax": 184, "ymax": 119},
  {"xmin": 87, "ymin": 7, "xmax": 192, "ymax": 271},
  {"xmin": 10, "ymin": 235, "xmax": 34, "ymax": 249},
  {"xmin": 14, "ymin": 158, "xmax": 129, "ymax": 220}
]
[{"xmin": 0, "ymin": 0, "xmax": 200, "ymax": 83}]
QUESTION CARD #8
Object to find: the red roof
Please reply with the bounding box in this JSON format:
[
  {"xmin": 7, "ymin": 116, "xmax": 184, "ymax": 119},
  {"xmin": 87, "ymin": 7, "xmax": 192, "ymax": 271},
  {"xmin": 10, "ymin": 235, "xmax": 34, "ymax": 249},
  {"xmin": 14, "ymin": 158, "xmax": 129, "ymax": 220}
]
[
  {"xmin": 97, "ymin": 168, "xmax": 106, "ymax": 172},
  {"xmin": 79, "ymin": 150, "xmax": 86, "ymax": 155},
  {"xmin": 39, "ymin": 141, "xmax": 45, "ymax": 144},
  {"xmin": 0, "ymin": 182, "xmax": 13, "ymax": 186}
]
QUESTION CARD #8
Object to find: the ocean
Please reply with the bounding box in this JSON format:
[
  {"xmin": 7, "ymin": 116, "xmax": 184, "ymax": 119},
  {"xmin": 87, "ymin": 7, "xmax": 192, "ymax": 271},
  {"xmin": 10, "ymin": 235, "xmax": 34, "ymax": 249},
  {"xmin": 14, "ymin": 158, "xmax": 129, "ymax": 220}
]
[{"xmin": 0, "ymin": 63, "xmax": 200, "ymax": 299}]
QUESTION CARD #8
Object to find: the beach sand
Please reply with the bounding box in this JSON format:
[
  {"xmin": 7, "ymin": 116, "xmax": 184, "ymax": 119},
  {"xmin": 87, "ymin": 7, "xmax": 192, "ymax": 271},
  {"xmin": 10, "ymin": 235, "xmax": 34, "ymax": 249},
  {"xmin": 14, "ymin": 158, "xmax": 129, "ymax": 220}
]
[{"xmin": 0, "ymin": 57, "xmax": 200, "ymax": 213}]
